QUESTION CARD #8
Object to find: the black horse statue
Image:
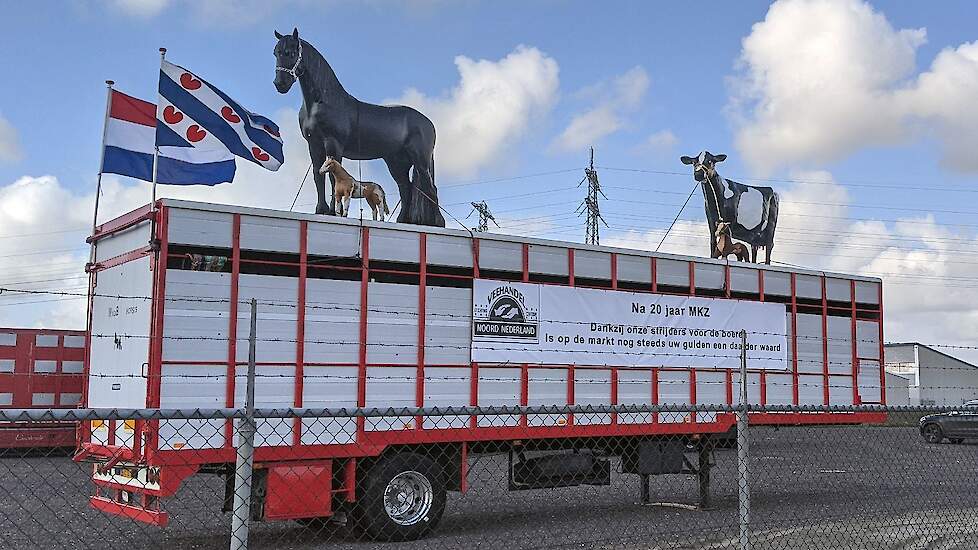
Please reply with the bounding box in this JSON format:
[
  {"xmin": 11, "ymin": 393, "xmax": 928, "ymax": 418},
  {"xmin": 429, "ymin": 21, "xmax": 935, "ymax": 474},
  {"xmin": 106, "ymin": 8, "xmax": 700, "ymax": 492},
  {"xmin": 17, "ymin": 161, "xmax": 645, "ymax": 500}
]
[
  {"xmin": 680, "ymin": 151, "xmax": 779, "ymax": 264},
  {"xmin": 273, "ymin": 28, "xmax": 445, "ymax": 227}
]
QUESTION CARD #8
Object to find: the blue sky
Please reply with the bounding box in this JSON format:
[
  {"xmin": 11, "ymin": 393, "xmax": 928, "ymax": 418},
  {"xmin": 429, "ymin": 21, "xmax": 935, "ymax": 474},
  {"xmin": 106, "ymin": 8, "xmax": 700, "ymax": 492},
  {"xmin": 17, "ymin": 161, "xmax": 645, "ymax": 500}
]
[{"xmin": 2, "ymin": 0, "xmax": 978, "ymax": 356}]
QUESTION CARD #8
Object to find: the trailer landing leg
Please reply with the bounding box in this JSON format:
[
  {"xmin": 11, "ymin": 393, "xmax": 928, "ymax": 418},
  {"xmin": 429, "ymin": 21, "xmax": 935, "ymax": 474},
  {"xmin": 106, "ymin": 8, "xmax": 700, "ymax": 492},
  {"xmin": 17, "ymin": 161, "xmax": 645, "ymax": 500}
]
[{"xmin": 636, "ymin": 440, "xmax": 714, "ymax": 511}]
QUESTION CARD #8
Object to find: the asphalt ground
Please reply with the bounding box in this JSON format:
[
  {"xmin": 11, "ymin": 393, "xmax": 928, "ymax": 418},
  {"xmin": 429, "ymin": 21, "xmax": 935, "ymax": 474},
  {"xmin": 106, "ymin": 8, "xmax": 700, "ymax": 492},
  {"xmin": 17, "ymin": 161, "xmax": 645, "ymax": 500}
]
[{"xmin": 2, "ymin": 424, "xmax": 978, "ymax": 550}]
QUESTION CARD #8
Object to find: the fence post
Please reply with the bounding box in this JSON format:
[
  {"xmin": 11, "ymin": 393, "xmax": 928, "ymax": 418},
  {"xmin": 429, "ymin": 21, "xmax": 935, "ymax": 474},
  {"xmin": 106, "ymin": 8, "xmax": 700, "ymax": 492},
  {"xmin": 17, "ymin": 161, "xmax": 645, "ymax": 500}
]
[
  {"xmin": 738, "ymin": 330, "xmax": 751, "ymax": 550},
  {"xmin": 230, "ymin": 299, "xmax": 258, "ymax": 550}
]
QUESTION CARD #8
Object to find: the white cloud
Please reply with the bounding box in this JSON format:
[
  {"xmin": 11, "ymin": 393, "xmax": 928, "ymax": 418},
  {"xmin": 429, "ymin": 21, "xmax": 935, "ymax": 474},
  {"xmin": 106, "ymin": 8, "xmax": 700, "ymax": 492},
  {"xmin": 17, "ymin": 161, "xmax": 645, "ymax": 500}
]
[
  {"xmin": 389, "ymin": 45, "xmax": 560, "ymax": 179},
  {"xmin": 730, "ymin": 0, "xmax": 978, "ymax": 176},
  {"xmin": 553, "ymin": 66, "xmax": 650, "ymax": 152},
  {"xmin": 109, "ymin": 0, "xmax": 171, "ymax": 18},
  {"xmin": 634, "ymin": 129, "xmax": 678, "ymax": 156},
  {"xmin": 0, "ymin": 113, "xmax": 22, "ymax": 163}
]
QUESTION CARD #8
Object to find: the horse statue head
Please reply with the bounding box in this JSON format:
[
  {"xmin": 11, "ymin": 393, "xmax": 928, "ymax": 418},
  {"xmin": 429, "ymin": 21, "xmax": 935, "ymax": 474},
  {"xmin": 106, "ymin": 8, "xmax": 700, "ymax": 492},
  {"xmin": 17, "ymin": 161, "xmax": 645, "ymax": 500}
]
[{"xmin": 273, "ymin": 28, "xmax": 303, "ymax": 94}]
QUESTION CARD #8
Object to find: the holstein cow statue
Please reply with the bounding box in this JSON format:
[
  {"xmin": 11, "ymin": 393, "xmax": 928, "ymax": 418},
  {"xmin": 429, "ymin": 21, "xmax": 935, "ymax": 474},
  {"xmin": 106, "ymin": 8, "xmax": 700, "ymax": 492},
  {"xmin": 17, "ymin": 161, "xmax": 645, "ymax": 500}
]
[{"xmin": 680, "ymin": 151, "xmax": 779, "ymax": 264}]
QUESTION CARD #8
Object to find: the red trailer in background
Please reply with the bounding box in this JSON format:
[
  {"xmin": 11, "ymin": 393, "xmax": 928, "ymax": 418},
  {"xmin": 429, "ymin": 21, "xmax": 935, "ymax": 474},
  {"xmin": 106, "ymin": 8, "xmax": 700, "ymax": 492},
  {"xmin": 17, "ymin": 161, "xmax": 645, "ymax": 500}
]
[{"xmin": 0, "ymin": 328, "xmax": 86, "ymax": 448}]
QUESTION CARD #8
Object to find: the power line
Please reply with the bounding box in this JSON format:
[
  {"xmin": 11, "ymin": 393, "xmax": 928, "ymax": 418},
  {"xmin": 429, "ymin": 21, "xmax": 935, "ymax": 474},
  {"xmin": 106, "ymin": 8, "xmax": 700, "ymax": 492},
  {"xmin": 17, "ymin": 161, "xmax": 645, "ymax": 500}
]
[{"xmin": 576, "ymin": 147, "xmax": 608, "ymax": 245}]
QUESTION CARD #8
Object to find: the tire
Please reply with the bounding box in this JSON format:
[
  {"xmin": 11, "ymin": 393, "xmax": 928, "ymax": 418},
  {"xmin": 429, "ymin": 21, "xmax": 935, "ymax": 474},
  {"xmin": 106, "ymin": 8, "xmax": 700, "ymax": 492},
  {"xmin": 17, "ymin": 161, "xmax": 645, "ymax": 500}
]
[
  {"xmin": 353, "ymin": 453, "xmax": 446, "ymax": 542},
  {"xmin": 950, "ymin": 438, "xmax": 965, "ymax": 444},
  {"xmin": 922, "ymin": 423, "xmax": 944, "ymax": 444}
]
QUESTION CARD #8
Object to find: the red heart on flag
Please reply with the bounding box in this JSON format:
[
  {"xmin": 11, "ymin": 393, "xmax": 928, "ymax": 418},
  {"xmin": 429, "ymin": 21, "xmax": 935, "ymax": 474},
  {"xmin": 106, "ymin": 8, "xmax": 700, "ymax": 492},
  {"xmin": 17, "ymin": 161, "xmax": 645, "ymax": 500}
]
[
  {"xmin": 252, "ymin": 147, "xmax": 270, "ymax": 162},
  {"xmin": 186, "ymin": 125, "xmax": 207, "ymax": 143},
  {"xmin": 162, "ymin": 105, "xmax": 183, "ymax": 125},
  {"xmin": 221, "ymin": 106, "xmax": 241, "ymax": 124},
  {"xmin": 263, "ymin": 124, "xmax": 280, "ymax": 138},
  {"xmin": 180, "ymin": 73, "xmax": 202, "ymax": 90}
]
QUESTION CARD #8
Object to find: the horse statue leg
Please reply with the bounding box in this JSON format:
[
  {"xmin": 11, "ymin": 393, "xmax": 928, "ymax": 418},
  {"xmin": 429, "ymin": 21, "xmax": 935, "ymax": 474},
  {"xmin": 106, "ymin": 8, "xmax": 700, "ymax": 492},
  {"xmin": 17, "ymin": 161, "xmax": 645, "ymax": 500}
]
[
  {"xmin": 307, "ymin": 143, "xmax": 334, "ymax": 215},
  {"xmin": 384, "ymin": 155, "xmax": 414, "ymax": 224}
]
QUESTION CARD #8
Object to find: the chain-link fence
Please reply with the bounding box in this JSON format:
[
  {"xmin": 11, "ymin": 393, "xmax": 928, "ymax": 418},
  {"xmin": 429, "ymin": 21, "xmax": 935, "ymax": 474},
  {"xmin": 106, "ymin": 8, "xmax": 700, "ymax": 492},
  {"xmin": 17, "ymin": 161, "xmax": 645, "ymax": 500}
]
[{"xmin": 2, "ymin": 403, "xmax": 977, "ymax": 550}]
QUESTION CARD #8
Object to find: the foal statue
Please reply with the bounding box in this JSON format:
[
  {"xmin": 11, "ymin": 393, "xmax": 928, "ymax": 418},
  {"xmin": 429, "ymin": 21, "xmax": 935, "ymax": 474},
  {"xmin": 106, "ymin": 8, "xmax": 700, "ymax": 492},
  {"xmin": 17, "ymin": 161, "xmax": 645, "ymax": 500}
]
[{"xmin": 273, "ymin": 28, "xmax": 445, "ymax": 227}]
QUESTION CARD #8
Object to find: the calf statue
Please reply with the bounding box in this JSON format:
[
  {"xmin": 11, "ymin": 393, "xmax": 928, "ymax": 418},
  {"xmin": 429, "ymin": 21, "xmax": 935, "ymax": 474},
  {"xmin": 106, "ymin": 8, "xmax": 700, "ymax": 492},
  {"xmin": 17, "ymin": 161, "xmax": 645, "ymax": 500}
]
[
  {"xmin": 680, "ymin": 151, "xmax": 779, "ymax": 264},
  {"xmin": 273, "ymin": 28, "xmax": 445, "ymax": 227}
]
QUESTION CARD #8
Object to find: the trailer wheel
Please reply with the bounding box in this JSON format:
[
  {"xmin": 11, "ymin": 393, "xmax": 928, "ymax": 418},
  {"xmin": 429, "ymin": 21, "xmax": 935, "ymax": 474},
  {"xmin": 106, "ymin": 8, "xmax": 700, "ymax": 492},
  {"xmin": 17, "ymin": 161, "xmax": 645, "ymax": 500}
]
[
  {"xmin": 922, "ymin": 423, "xmax": 943, "ymax": 444},
  {"xmin": 354, "ymin": 453, "xmax": 446, "ymax": 541}
]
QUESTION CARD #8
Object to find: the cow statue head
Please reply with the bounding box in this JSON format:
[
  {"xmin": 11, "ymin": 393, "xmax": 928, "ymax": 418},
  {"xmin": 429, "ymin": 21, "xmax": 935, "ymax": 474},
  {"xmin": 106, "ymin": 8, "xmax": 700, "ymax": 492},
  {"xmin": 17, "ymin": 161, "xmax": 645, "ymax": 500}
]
[{"xmin": 680, "ymin": 151, "xmax": 727, "ymax": 182}]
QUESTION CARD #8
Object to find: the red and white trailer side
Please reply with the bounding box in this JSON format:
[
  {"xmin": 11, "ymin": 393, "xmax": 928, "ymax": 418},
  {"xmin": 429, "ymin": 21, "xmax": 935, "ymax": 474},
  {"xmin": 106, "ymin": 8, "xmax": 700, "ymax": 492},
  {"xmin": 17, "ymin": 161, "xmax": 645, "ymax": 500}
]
[
  {"xmin": 0, "ymin": 327, "xmax": 85, "ymax": 448},
  {"xmin": 79, "ymin": 200, "xmax": 885, "ymax": 535}
]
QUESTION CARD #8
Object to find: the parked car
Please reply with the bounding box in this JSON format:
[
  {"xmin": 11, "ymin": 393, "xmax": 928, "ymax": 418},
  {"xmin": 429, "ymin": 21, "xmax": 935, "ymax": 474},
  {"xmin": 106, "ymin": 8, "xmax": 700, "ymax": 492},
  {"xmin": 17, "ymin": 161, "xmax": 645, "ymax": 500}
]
[{"xmin": 919, "ymin": 402, "xmax": 978, "ymax": 444}]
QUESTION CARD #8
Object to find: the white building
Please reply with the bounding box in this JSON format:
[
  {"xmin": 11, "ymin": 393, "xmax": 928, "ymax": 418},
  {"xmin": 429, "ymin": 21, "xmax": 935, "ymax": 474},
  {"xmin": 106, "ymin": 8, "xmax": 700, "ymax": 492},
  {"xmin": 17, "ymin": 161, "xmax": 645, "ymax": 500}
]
[
  {"xmin": 884, "ymin": 372, "xmax": 911, "ymax": 407},
  {"xmin": 884, "ymin": 343, "xmax": 978, "ymax": 406}
]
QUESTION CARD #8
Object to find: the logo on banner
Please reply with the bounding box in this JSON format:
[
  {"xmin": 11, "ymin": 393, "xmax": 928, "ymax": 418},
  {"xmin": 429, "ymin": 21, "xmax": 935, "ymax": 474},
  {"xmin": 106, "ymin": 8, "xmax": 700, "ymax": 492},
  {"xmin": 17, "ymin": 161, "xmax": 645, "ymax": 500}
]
[{"xmin": 473, "ymin": 284, "xmax": 539, "ymax": 342}]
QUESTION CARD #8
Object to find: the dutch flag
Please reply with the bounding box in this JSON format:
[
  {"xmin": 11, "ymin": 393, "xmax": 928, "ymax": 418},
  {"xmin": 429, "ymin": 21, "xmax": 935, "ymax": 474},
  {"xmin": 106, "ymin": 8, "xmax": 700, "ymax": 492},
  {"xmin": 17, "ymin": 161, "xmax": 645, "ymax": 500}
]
[
  {"xmin": 158, "ymin": 60, "xmax": 284, "ymax": 172},
  {"xmin": 102, "ymin": 89, "xmax": 237, "ymax": 185}
]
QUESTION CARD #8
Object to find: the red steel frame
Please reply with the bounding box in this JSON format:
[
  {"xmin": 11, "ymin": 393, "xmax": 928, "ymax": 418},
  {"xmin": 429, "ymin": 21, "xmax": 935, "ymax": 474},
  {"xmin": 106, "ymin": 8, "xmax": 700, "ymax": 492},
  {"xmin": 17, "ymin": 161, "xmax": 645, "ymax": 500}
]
[
  {"xmin": 0, "ymin": 328, "xmax": 85, "ymax": 448},
  {"xmin": 80, "ymin": 203, "xmax": 887, "ymax": 470}
]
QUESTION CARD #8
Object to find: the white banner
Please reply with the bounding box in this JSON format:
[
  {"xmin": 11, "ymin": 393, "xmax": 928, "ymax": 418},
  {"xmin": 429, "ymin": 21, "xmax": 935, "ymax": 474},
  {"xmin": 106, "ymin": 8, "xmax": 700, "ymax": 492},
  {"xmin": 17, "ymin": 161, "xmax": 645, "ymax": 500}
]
[{"xmin": 471, "ymin": 280, "xmax": 788, "ymax": 370}]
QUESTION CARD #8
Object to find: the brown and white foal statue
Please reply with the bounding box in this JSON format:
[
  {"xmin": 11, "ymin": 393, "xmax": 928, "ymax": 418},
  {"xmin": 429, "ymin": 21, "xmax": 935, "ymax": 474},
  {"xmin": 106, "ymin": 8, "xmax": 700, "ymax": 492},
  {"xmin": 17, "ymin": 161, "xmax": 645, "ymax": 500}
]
[
  {"xmin": 715, "ymin": 221, "xmax": 751, "ymax": 262},
  {"xmin": 319, "ymin": 159, "xmax": 392, "ymax": 221}
]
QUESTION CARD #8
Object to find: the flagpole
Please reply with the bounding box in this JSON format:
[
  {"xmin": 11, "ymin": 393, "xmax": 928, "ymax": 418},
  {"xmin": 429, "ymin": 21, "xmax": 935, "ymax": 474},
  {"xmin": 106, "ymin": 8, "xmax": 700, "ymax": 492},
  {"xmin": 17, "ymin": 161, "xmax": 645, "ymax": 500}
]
[
  {"xmin": 151, "ymin": 47, "xmax": 166, "ymax": 208},
  {"xmin": 92, "ymin": 80, "xmax": 114, "ymax": 239}
]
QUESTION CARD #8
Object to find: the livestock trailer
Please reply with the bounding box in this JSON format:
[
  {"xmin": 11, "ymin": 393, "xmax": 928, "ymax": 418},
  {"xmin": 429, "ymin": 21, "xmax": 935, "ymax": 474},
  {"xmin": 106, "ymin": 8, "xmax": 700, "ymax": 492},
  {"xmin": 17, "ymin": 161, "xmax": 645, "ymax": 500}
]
[
  {"xmin": 0, "ymin": 327, "xmax": 85, "ymax": 448},
  {"xmin": 79, "ymin": 199, "xmax": 885, "ymax": 539}
]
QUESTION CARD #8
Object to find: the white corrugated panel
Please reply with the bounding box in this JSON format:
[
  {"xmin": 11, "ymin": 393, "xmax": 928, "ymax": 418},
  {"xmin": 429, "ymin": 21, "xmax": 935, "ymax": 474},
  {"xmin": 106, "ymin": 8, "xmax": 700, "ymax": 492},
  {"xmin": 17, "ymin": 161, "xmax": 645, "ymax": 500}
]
[
  {"xmin": 529, "ymin": 245, "xmax": 567, "ymax": 276},
  {"xmin": 365, "ymin": 366, "xmax": 416, "ymax": 431},
  {"xmin": 60, "ymin": 393, "xmax": 82, "ymax": 406},
  {"xmin": 798, "ymin": 374, "xmax": 824, "ymax": 405},
  {"xmin": 158, "ymin": 364, "xmax": 227, "ymax": 451},
  {"xmin": 0, "ymin": 393, "xmax": 11, "ymax": 406},
  {"xmin": 423, "ymin": 367, "xmax": 470, "ymax": 429},
  {"xmin": 765, "ymin": 372, "xmax": 794, "ymax": 405},
  {"xmin": 164, "ymin": 271, "xmax": 231, "ymax": 363},
  {"xmin": 0, "ymin": 332, "xmax": 16, "ymax": 346},
  {"xmin": 302, "ymin": 366, "xmax": 357, "ymax": 445},
  {"xmin": 694, "ymin": 263, "xmax": 725, "ymax": 290},
  {"xmin": 855, "ymin": 281, "xmax": 880, "ymax": 304},
  {"xmin": 763, "ymin": 270, "xmax": 791, "ymax": 297},
  {"xmin": 424, "ymin": 286, "xmax": 471, "ymax": 365},
  {"xmin": 574, "ymin": 250, "xmax": 611, "ymax": 280},
  {"xmin": 795, "ymin": 314, "xmax": 823, "ymax": 374},
  {"xmin": 307, "ymin": 222, "xmax": 360, "ymax": 258},
  {"xmin": 32, "ymin": 393, "xmax": 55, "ymax": 406},
  {"xmin": 304, "ymin": 279, "xmax": 360, "ymax": 364},
  {"xmin": 366, "ymin": 283, "xmax": 417, "ymax": 365},
  {"xmin": 826, "ymin": 278, "xmax": 851, "ymax": 302},
  {"xmin": 827, "ymin": 316, "xmax": 853, "ymax": 375},
  {"xmin": 477, "ymin": 367, "xmax": 521, "ymax": 427},
  {"xmin": 618, "ymin": 255, "xmax": 651, "ymax": 284},
  {"xmin": 234, "ymin": 366, "xmax": 295, "ymax": 447},
  {"xmin": 658, "ymin": 370, "xmax": 690, "ymax": 423},
  {"xmin": 426, "ymin": 234, "xmax": 472, "ymax": 268},
  {"xmin": 618, "ymin": 370, "xmax": 653, "ymax": 424},
  {"xmin": 657, "ymin": 259, "xmax": 689, "ymax": 288},
  {"xmin": 528, "ymin": 368, "xmax": 568, "ymax": 427},
  {"xmin": 240, "ymin": 216, "xmax": 299, "ymax": 253},
  {"xmin": 829, "ymin": 376, "xmax": 854, "ymax": 405},
  {"xmin": 858, "ymin": 360, "xmax": 882, "ymax": 403},
  {"xmin": 0, "ymin": 360, "xmax": 13, "ymax": 373},
  {"xmin": 574, "ymin": 369, "xmax": 611, "ymax": 425},
  {"xmin": 696, "ymin": 370, "xmax": 726, "ymax": 423},
  {"xmin": 856, "ymin": 320, "xmax": 880, "ymax": 360},
  {"xmin": 95, "ymin": 220, "xmax": 152, "ymax": 262},
  {"xmin": 235, "ymin": 274, "xmax": 298, "ymax": 364},
  {"xmin": 167, "ymin": 208, "xmax": 233, "ymax": 248},
  {"xmin": 731, "ymin": 372, "xmax": 762, "ymax": 405},
  {"xmin": 478, "ymin": 239, "xmax": 522, "ymax": 272},
  {"xmin": 795, "ymin": 274, "xmax": 821, "ymax": 300},
  {"xmin": 371, "ymin": 228, "xmax": 419, "ymax": 263},
  {"xmin": 63, "ymin": 361, "xmax": 84, "ymax": 374},
  {"xmin": 730, "ymin": 266, "xmax": 759, "ymax": 294}
]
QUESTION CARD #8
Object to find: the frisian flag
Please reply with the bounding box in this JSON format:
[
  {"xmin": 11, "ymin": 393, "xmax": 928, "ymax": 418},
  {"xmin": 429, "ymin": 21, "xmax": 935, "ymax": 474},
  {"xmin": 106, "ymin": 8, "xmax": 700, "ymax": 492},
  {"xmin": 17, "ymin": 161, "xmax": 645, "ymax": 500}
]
[
  {"xmin": 158, "ymin": 60, "xmax": 284, "ymax": 171},
  {"xmin": 101, "ymin": 89, "xmax": 236, "ymax": 185}
]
